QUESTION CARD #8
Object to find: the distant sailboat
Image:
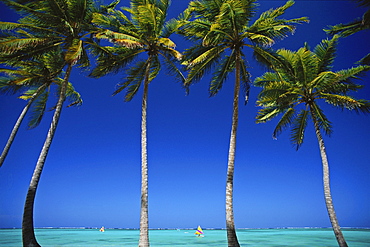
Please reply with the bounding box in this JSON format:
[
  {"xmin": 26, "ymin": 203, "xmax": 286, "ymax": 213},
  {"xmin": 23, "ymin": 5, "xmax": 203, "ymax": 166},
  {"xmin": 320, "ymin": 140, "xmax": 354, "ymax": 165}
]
[
  {"xmin": 99, "ymin": 226, "xmax": 105, "ymax": 232},
  {"xmin": 195, "ymin": 226, "xmax": 204, "ymax": 237}
]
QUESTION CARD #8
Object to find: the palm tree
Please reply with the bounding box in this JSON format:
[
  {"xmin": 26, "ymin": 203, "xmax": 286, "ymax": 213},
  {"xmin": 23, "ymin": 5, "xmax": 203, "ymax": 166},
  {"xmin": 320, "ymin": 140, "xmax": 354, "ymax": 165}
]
[
  {"xmin": 90, "ymin": 1, "xmax": 183, "ymax": 246},
  {"xmin": 254, "ymin": 36, "xmax": 370, "ymax": 247},
  {"xmin": 0, "ymin": 0, "xmax": 113, "ymax": 245},
  {"xmin": 178, "ymin": 0, "xmax": 308, "ymax": 246},
  {"xmin": 325, "ymin": 0, "xmax": 370, "ymax": 64},
  {"xmin": 0, "ymin": 49, "xmax": 82, "ymax": 167}
]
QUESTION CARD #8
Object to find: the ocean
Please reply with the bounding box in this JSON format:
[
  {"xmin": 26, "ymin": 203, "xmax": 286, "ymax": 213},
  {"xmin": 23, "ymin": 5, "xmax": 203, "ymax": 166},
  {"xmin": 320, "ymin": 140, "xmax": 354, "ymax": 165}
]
[{"xmin": 1, "ymin": 228, "xmax": 369, "ymax": 246}]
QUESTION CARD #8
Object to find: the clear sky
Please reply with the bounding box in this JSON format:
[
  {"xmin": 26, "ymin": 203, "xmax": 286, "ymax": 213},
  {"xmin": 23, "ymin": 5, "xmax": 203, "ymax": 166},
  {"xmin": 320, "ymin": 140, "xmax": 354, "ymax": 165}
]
[{"xmin": 0, "ymin": 0, "xmax": 369, "ymax": 230}]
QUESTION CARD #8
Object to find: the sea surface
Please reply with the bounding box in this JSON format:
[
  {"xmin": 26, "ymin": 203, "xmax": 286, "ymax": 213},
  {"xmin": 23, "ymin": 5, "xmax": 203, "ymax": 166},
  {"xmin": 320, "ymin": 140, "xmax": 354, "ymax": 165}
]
[{"xmin": 1, "ymin": 228, "xmax": 369, "ymax": 246}]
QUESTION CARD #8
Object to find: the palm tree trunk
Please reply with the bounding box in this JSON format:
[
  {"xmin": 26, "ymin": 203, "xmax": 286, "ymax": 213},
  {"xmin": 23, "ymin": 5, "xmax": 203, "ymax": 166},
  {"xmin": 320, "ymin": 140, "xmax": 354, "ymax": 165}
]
[
  {"xmin": 312, "ymin": 114, "xmax": 348, "ymax": 247},
  {"xmin": 138, "ymin": 60, "xmax": 151, "ymax": 247},
  {"xmin": 0, "ymin": 85, "xmax": 47, "ymax": 167},
  {"xmin": 22, "ymin": 64, "xmax": 72, "ymax": 247},
  {"xmin": 226, "ymin": 53, "xmax": 240, "ymax": 247},
  {"xmin": 0, "ymin": 100, "xmax": 32, "ymax": 167}
]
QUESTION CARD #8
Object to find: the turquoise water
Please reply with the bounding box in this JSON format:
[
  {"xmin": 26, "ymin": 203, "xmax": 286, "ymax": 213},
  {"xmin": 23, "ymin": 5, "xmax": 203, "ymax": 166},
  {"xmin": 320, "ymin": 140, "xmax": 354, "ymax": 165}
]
[{"xmin": 1, "ymin": 228, "xmax": 369, "ymax": 246}]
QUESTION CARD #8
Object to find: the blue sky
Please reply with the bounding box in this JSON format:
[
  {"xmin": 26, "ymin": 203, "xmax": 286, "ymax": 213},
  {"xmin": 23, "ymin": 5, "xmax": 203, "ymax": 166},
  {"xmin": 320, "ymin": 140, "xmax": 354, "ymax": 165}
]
[{"xmin": 0, "ymin": 0, "xmax": 369, "ymax": 230}]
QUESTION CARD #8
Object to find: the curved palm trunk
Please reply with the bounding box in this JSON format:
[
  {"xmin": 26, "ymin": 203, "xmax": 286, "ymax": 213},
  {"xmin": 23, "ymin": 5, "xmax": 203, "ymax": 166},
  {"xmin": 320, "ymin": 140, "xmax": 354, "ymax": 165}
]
[
  {"xmin": 138, "ymin": 60, "xmax": 151, "ymax": 247},
  {"xmin": 226, "ymin": 53, "xmax": 240, "ymax": 247},
  {"xmin": 22, "ymin": 64, "xmax": 72, "ymax": 247},
  {"xmin": 0, "ymin": 85, "xmax": 47, "ymax": 167},
  {"xmin": 312, "ymin": 114, "xmax": 348, "ymax": 247}
]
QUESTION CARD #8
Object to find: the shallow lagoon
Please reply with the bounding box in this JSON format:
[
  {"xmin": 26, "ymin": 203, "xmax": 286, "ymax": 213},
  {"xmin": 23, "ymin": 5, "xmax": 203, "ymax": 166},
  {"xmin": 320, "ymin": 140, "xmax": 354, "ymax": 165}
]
[{"xmin": 1, "ymin": 228, "xmax": 369, "ymax": 246}]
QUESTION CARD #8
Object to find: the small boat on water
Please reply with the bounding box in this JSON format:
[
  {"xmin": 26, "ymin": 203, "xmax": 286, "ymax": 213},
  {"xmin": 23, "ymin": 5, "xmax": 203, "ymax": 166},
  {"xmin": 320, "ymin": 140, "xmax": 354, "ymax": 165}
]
[
  {"xmin": 195, "ymin": 226, "xmax": 204, "ymax": 237},
  {"xmin": 99, "ymin": 227, "xmax": 105, "ymax": 232}
]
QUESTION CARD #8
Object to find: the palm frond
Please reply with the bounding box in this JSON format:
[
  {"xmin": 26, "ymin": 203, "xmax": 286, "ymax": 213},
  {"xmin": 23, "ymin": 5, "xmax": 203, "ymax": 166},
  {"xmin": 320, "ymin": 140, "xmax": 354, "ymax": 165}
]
[
  {"xmin": 27, "ymin": 89, "xmax": 49, "ymax": 129},
  {"xmin": 184, "ymin": 44, "xmax": 225, "ymax": 86},
  {"xmin": 65, "ymin": 39, "xmax": 83, "ymax": 65},
  {"xmin": 248, "ymin": 0, "xmax": 308, "ymax": 46},
  {"xmin": 162, "ymin": 16, "xmax": 183, "ymax": 38},
  {"xmin": 291, "ymin": 108, "xmax": 309, "ymax": 150},
  {"xmin": 310, "ymin": 102, "xmax": 332, "ymax": 136},
  {"xmin": 358, "ymin": 53, "xmax": 370, "ymax": 65},
  {"xmin": 188, "ymin": 46, "xmax": 225, "ymax": 67},
  {"xmin": 179, "ymin": 19, "xmax": 212, "ymax": 41},
  {"xmin": 309, "ymin": 71, "xmax": 339, "ymax": 90},
  {"xmin": 209, "ymin": 51, "xmax": 235, "ymax": 96},
  {"xmin": 254, "ymin": 72, "xmax": 280, "ymax": 88},
  {"xmin": 252, "ymin": 45, "xmax": 291, "ymax": 72},
  {"xmin": 90, "ymin": 46, "xmax": 142, "ymax": 78},
  {"xmin": 148, "ymin": 56, "xmax": 161, "ymax": 83},
  {"xmin": 294, "ymin": 47, "xmax": 317, "ymax": 86},
  {"xmin": 335, "ymin": 65, "xmax": 370, "ymax": 84},
  {"xmin": 0, "ymin": 36, "xmax": 51, "ymax": 55},
  {"xmin": 65, "ymin": 81, "xmax": 83, "ymax": 107},
  {"xmin": 325, "ymin": 19, "xmax": 367, "ymax": 37},
  {"xmin": 314, "ymin": 35, "xmax": 339, "ymax": 73},
  {"xmin": 257, "ymin": 81, "xmax": 294, "ymax": 106},
  {"xmin": 256, "ymin": 106, "xmax": 280, "ymax": 124},
  {"xmin": 0, "ymin": 77, "xmax": 24, "ymax": 94},
  {"xmin": 158, "ymin": 48, "xmax": 185, "ymax": 84},
  {"xmin": 95, "ymin": 30, "xmax": 143, "ymax": 48},
  {"xmin": 240, "ymin": 56, "xmax": 251, "ymax": 105},
  {"xmin": 113, "ymin": 60, "xmax": 147, "ymax": 102},
  {"xmin": 322, "ymin": 93, "xmax": 370, "ymax": 113},
  {"xmin": 158, "ymin": 37, "xmax": 176, "ymax": 49},
  {"xmin": 273, "ymin": 107, "xmax": 295, "ymax": 139}
]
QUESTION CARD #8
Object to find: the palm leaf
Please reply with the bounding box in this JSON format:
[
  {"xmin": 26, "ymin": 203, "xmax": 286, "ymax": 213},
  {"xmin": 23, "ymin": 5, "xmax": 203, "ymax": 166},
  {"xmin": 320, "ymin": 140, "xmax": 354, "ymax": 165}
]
[
  {"xmin": 294, "ymin": 47, "xmax": 317, "ymax": 86},
  {"xmin": 162, "ymin": 16, "xmax": 183, "ymax": 38},
  {"xmin": 248, "ymin": 0, "xmax": 308, "ymax": 46},
  {"xmin": 310, "ymin": 102, "xmax": 332, "ymax": 136},
  {"xmin": 209, "ymin": 51, "xmax": 235, "ymax": 96},
  {"xmin": 309, "ymin": 71, "xmax": 339, "ymax": 90},
  {"xmin": 314, "ymin": 35, "xmax": 339, "ymax": 73},
  {"xmin": 96, "ymin": 30, "xmax": 143, "ymax": 48},
  {"xmin": 187, "ymin": 46, "xmax": 221, "ymax": 66},
  {"xmin": 325, "ymin": 19, "xmax": 366, "ymax": 37},
  {"xmin": 0, "ymin": 37, "xmax": 51, "ymax": 55},
  {"xmin": 90, "ymin": 46, "xmax": 142, "ymax": 78},
  {"xmin": 158, "ymin": 37, "xmax": 176, "ymax": 49},
  {"xmin": 291, "ymin": 108, "xmax": 309, "ymax": 150},
  {"xmin": 273, "ymin": 107, "xmax": 295, "ymax": 139},
  {"xmin": 0, "ymin": 77, "xmax": 24, "ymax": 94},
  {"xmin": 27, "ymin": 89, "xmax": 49, "ymax": 129},
  {"xmin": 252, "ymin": 45, "xmax": 290, "ymax": 72},
  {"xmin": 335, "ymin": 65, "xmax": 370, "ymax": 84},
  {"xmin": 358, "ymin": 53, "xmax": 370, "ymax": 65},
  {"xmin": 240, "ymin": 56, "xmax": 251, "ymax": 105},
  {"xmin": 158, "ymin": 48, "xmax": 185, "ymax": 84},
  {"xmin": 65, "ymin": 39, "xmax": 83, "ymax": 65},
  {"xmin": 322, "ymin": 93, "xmax": 370, "ymax": 113},
  {"xmin": 113, "ymin": 60, "xmax": 147, "ymax": 102},
  {"xmin": 65, "ymin": 81, "xmax": 83, "ymax": 107},
  {"xmin": 256, "ymin": 106, "xmax": 280, "ymax": 123},
  {"xmin": 184, "ymin": 45, "xmax": 225, "ymax": 86},
  {"xmin": 148, "ymin": 56, "xmax": 160, "ymax": 83}
]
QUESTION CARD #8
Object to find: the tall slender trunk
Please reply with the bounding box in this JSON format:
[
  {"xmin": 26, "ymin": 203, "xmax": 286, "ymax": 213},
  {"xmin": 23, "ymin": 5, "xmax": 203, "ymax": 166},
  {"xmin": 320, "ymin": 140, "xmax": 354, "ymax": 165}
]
[
  {"xmin": 138, "ymin": 60, "xmax": 151, "ymax": 247},
  {"xmin": 0, "ymin": 84, "xmax": 48, "ymax": 167},
  {"xmin": 1, "ymin": 100, "xmax": 32, "ymax": 167},
  {"xmin": 226, "ymin": 52, "xmax": 240, "ymax": 247},
  {"xmin": 311, "ymin": 112, "xmax": 348, "ymax": 247},
  {"xmin": 22, "ymin": 64, "xmax": 72, "ymax": 247}
]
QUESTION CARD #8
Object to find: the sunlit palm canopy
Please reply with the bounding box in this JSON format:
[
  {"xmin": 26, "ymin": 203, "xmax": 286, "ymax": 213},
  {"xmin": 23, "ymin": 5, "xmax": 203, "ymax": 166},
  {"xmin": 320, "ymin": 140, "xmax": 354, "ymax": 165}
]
[
  {"xmin": 179, "ymin": 0, "xmax": 309, "ymax": 97},
  {"xmin": 0, "ymin": 0, "xmax": 116, "ymax": 66},
  {"xmin": 0, "ymin": 50, "xmax": 82, "ymax": 128},
  {"xmin": 90, "ymin": 0, "xmax": 184, "ymax": 101},
  {"xmin": 324, "ymin": 0, "xmax": 370, "ymax": 64},
  {"xmin": 255, "ymin": 35, "xmax": 370, "ymax": 149}
]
